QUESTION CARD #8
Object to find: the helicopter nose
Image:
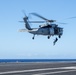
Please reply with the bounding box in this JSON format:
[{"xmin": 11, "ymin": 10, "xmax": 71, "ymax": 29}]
[{"xmin": 59, "ymin": 28, "xmax": 63, "ymax": 35}]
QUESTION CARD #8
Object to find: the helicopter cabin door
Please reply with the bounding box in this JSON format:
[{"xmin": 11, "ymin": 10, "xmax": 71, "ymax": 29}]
[{"xmin": 49, "ymin": 28, "xmax": 54, "ymax": 35}]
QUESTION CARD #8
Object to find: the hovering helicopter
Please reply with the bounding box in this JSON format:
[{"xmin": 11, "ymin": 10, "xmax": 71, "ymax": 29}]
[{"xmin": 19, "ymin": 13, "xmax": 64, "ymax": 45}]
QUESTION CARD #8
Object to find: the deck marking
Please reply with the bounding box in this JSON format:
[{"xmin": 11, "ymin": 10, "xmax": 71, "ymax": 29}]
[
  {"xmin": 34, "ymin": 70, "xmax": 76, "ymax": 75},
  {"xmin": 0, "ymin": 66, "xmax": 76, "ymax": 74}
]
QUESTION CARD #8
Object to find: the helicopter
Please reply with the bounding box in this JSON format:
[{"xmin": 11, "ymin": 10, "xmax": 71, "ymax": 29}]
[{"xmin": 19, "ymin": 13, "xmax": 64, "ymax": 45}]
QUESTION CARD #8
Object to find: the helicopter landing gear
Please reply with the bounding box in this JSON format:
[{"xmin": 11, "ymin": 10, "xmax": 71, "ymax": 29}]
[
  {"xmin": 59, "ymin": 35, "xmax": 61, "ymax": 38},
  {"xmin": 32, "ymin": 35, "xmax": 35, "ymax": 39},
  {"xmin": 47, "ymin": 36, "xmax": 51, "ymax": 39}
]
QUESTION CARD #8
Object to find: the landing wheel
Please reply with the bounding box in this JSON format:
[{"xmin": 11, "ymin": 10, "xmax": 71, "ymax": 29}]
[
  {"xmin": 32, "ymin": 35, "xmax": 35, "ymax": 40},
  {"xmin": 59, "ymin": 35, "xmax": 61, "ymax": 38},
  {"xmin": 32, "ymin": 37, "xmax": 34, "ymax": 39},
  {"xmin": 48, "ymin": 36, "xmax": 50, "ymax": 39}
]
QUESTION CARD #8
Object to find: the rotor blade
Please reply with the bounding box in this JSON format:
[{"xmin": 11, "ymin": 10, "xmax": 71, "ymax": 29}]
[
  {"xmin": 31, "ymin": 13, "xmax": 55, "ymax": 22},
  {"xmin": 19, "ymin": 21, "xmax": 24, "ymax": 23},
  {"xmin": 56, "ymin": 22, "xmax": 67, "ymax": 24},
  {"xmin": 28, "ymin": 21, "xmax": 45, "ymax": 23},
  {"xmin": 19, "ymin": 21, "xmax": 45, "ymax": 23},
  {"xmin": 31, "ymin": 13, "xmax": 48, "ymax": 20},
  {"xmin": 22, "ymin": 10, "xmax": 27, "ymax": 17},
  {"xmin": 62, "ymin": 16, "xmax": 76, "ymax": 21},
  {"xmin": 66, "ymin": 16, "xmax": 76, "ymax": 19}
]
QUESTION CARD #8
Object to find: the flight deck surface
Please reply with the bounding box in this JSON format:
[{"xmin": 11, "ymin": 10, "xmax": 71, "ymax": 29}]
[{"xmin": 0, "ymin": 62, "xmax": 76, "ymax": 75}]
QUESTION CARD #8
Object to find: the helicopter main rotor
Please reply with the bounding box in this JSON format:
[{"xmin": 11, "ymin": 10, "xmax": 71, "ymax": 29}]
[
  {"xmin": 30, "ymin": 13, "xmax": 56, "ymax": 23},
  {"xmin": 20, "ymin": 12, "xmax": 76, "ymax": 25},
  {"xmin": 30, "ymin": 13, "xmax": 68, "ymax": 25}
]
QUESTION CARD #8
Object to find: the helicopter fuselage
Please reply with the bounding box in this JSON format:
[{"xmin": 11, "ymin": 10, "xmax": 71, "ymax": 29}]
[{"xmin": 29, "ymin": 26, "xmax": 63, "ymax": 37}]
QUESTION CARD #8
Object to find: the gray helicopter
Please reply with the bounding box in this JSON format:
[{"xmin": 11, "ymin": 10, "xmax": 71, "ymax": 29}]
[{"xmin": 19, "ymin": 13, "xmax": 63, "ymax": 45}]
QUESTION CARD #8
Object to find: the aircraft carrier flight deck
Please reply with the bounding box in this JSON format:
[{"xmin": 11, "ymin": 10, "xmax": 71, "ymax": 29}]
[{"xmin": 0, "ymin": 62, "xmax": 76, "ymax": 75}]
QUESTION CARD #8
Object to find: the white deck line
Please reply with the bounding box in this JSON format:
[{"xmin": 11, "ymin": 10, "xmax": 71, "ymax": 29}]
[
  {"xmin": 34, "ymin": 70, "xmax": 76, "ymax": 75},
  {"xmin": 0, "ymin": 66, "xmax": 76, "ymax": 74}
]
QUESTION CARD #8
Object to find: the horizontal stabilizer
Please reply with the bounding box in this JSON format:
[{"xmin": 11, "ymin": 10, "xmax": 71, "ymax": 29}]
[
  {"xmin": 18, "ymin": 28, "xmax": 38, "ymax": 32},
  {"xmin": 18, "ymin": 29, "xmax": 28, "ymax": 32}
]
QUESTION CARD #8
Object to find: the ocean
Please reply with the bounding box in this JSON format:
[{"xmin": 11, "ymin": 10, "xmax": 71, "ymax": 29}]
[{"xmin": 0, "ymin": 59, "xmax": 76, "ymax": 63}]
